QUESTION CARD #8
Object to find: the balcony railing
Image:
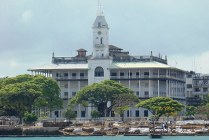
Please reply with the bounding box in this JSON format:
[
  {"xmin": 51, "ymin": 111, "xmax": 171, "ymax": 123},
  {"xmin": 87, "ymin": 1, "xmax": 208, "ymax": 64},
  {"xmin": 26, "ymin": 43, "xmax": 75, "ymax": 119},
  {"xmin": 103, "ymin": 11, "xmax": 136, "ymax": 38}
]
[
  {"xmin": 56, "ymin": 76, "xmax": 88, "ymax": 80},
  {"xmin": 110, "ymin": 75, "xmax": 185, "ymax": 81}
]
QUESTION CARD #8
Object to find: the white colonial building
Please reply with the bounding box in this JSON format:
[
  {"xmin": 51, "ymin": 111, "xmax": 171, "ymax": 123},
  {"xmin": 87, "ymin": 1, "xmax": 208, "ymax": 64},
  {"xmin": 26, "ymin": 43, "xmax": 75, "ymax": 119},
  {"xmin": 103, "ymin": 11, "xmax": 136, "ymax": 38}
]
[{"xmin": 29, "ymin": 12, "xmax": 186, "ymax": 119}]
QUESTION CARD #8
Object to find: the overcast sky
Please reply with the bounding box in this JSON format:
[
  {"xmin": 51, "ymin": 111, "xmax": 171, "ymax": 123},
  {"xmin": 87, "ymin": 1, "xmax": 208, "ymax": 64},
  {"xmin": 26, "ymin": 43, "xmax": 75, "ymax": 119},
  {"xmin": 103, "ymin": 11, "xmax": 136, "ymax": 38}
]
[{"xmin": 1, "ymin": 0, "xmax": 209, "ymax": 77}]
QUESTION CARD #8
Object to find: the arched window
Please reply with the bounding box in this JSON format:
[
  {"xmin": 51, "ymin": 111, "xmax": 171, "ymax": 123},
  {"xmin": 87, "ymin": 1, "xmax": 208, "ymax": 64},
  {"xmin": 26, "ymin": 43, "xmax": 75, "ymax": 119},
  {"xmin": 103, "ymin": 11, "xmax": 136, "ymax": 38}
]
[
  {"xmin": 100, "ymin": 37, "xmax": 103, "ymax": 44},
  {"xmin": 95, "ymin": 66, "xmax": 104, "ymax": 77}
]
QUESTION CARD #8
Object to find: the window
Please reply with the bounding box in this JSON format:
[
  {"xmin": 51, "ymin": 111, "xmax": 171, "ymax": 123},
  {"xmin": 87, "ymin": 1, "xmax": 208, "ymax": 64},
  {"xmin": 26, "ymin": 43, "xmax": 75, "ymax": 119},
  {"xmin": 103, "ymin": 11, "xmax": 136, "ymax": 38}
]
[
  {"xmin": 144, "ymin": 110, "xmax": 148, "ymax": 117},
  {"xmin": 64, "ymin": 92, "xmax": 68, "ymax": 96},
  {"xmin": 74, "ymin": 111, "xmax": 77, "ymax": 117},
  {"xmin": 128, "ymin": 72, "xmax": 132, "ymax": 77},
  {"xmin": 194, "ymin": 88, "xmax": 200, "ymax": 92},
  {"xmin": 111, "ymin": 73, "xmax": 117, "ymax": 76},
  {"xmin": 144, "ymin": 72, "xmax": 149, "ymax": 76},
  {"xmin": 100, "ymin": 37, "xmax": 103, "ymax": 44},
  {"xmin": 144, "ymin": 91, "xmax": 149, "ymax": 97},
  {"xmin": 136, "ymin": 72, "xmax": 139, "ymax": 77},
  {"xmin": 135, "ymin": 110, "xmax": 140, "ymax": 117},
  {"xmin": 64, "ymin": 73, "xmax": 68, "ymax": 77},
  {"xmin": 72, "ymin": 92, "xmax": 76, "ymax": 96},
  {"xmin": 136, "ymin": 91, "xmax": 139, "ymax": 96},
  {"xmin": 120, "ymin": 72, "xmax": 124, "ymax": 76},
  {"xmin": 111, "ymin": 111, "xmax": 115, "ymax": 117},
  {"xmin": 186, "ymin": 84, "xmax": 192, "ymax": 89},
  {"xmin": 95, "ymin": 67, "xmax": 104, "ymax": 77},
  {"xmin": 55, "ymin": 111, "xmax": 59, "ymax": 118},
  {"xmin": 203, "ymin": 88, "xmax": 208, "ymax": 92},
  {"xmin": 72, "ymin": 73, "xmax": 76, "ymax": 77},
  {"xmin": 81, "ymin": 111, "xmax": 86, "ymax": 117},
  {"xmin": 80, "ymin": 73, "xmax": 84, "ymax": 77},
  {"xmin": 127, "ymin": 110, "xmax": 129, "ymax": 117}
]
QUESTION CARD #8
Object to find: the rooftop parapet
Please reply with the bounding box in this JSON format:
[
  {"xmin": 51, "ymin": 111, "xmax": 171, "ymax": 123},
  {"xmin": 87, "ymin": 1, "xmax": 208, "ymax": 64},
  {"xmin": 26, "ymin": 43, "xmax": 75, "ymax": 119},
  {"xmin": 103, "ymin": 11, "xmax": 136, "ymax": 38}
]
[{"xmin": 112, "ymin": 55, "xmax": 167, "ymax": 64}]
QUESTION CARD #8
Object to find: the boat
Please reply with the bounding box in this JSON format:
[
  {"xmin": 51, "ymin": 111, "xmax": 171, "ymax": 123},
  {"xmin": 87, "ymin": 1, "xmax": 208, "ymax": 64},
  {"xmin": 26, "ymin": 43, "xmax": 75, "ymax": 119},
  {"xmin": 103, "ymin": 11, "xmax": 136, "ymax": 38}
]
[{"xmin": 150, "ymin": 133, "xmax": 162, "ymax": 138}]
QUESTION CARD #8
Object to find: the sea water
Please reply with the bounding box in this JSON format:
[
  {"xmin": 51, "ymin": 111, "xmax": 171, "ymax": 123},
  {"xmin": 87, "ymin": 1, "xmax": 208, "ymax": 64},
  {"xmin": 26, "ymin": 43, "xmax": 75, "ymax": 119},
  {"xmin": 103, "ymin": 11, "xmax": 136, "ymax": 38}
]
[{"xmin": 0, "ymin": 136, "xmax": 209, "ymax": 140}]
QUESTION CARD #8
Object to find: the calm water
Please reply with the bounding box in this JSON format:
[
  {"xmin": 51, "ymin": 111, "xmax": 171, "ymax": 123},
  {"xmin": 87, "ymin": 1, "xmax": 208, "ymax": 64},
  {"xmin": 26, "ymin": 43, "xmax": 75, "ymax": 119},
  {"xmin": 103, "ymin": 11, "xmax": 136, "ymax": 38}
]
[{"xmin": 0, "ymin": 136, "xmax": 209, "ymax": 140}]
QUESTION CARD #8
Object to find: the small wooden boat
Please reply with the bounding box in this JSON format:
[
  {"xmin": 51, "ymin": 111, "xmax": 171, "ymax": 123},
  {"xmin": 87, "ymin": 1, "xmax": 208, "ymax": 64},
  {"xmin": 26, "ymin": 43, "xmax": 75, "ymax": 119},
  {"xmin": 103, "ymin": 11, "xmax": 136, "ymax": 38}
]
[{"xmin": 150, "ymin": 133, "xmax": 162, "ymax": 138}]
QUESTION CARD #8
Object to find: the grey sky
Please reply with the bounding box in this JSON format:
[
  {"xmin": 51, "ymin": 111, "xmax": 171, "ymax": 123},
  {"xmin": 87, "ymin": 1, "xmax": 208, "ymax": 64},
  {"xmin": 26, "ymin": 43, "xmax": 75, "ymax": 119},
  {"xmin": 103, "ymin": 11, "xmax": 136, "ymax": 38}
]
[{"xmin": 1, "ymin": 0, "xmax": 209, "ymax": 77}]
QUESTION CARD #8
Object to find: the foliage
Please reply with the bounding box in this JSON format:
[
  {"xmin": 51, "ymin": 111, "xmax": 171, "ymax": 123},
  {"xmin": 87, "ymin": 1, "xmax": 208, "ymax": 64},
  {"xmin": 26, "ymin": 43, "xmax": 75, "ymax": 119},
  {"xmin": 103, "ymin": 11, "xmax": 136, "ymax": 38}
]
[
  {"xmin": 70, "ymin": 80, "xmax": 133, "ymax": 117},
  {"xmin": 202, "ymin": 94, "xmax": 209, "ymax": 105},
  {"xmin": 91, "ymin": 110, "xmax": 100, "ymax": 119},
  {"xmin": 23, "ymin": 112, "xmax": 38, "ymax": 124},
  {"xmin": 0, "ymin": 74, "xmax": 63, "ymax": 123},
  {"xmin": 196, "ymin": 103, "xmax": 209, "ymax": 119},
  {"xmin": 32, "ymin": 75, "xmax": 63, "ymax": 111},
  {"xmin": 113, "ymin": 93, "xmax": 139, "ymax": 121},
  {"xmin": 185, "ymin": 106, "xmax": 196, "ymax": 117},
  {"xmin": 64, "ymin": 108, "xmax": 77, "ymax": 120},
  {"xmin": 136, "ymin": 97, "xmax": 184, "ymax": 121},
  {"xmin": 0, "ymin": 81, "xmax": 41, "ymax": 122}
]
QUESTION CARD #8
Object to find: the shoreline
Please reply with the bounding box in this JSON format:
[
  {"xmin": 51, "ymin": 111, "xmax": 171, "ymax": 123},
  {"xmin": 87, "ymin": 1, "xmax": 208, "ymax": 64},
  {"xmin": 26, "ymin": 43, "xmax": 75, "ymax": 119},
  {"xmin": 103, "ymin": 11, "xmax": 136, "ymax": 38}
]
[
  {"xmin": 1, "ymin": 134, "xmax": 209, "ymax": 137},
  {"xmin": 1, "ymin": 120, "xmax": 209, "ymax": 137}
]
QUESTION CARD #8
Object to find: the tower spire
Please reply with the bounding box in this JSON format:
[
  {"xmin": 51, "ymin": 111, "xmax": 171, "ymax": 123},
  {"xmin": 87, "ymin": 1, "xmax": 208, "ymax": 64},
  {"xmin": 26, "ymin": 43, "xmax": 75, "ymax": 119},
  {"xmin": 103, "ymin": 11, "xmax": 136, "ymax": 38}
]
[{"xmin": 97, "ymin": 0, "xmax": 103, "ymax": 16}]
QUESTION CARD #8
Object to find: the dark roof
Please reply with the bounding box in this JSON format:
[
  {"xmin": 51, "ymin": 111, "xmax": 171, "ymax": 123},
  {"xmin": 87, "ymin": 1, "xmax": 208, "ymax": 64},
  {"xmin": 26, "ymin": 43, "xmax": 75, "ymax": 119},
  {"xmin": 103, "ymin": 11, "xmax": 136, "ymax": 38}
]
[
  {"xmin": 109, "ymin": 45, "xmax": 123, "ymax": 50},
  {"xmin": 77, "ymin": 48, "xmax": 87, "ymax": 52}
]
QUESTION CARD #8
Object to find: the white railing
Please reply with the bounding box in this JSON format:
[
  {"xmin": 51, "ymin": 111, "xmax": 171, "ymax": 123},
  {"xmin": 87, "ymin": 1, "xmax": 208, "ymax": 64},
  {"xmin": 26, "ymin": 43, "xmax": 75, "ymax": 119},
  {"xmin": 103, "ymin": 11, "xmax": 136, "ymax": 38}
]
[{"xmin": 110, "ymin": 75, "xmax": 185, "ymax": 81}]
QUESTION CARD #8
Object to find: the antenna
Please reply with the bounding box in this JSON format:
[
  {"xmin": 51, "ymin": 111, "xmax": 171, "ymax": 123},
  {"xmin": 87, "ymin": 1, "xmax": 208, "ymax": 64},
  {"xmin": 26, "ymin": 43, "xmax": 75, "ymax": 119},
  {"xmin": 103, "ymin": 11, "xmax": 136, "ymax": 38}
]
[{"xmin": 97, "ymin": 0, "xmax": 103, "ymax": 16}]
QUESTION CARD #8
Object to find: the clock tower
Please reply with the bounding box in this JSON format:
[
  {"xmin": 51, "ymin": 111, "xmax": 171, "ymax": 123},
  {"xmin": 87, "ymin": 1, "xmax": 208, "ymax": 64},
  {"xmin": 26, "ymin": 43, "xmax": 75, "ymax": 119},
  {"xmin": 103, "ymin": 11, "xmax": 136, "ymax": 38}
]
[
  {"xmin": 92, "ymin": 14, "xmax": 109, "ymax": 58},
  {"xmin": 88, "ymin": 7, "xmax": 112, "ymax": 85}
]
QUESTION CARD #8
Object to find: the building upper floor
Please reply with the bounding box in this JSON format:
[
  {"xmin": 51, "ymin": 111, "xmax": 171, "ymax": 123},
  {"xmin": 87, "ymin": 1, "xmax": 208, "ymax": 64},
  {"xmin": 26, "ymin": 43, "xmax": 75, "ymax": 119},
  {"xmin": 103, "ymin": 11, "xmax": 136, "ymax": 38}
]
[{"xmin": 51, "ymin": 45, "xmax": 168, "ymax": 64}]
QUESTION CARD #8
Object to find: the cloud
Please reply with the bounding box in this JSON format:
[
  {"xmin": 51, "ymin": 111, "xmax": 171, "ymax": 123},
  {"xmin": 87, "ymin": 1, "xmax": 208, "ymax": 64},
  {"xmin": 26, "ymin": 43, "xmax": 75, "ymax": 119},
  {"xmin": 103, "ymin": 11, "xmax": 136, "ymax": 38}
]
[
  {"xmin": 9, "ymin": 60, "xmax": 19, "ymax": 68},
  {"xmin": 169, "ymin": 51, "xmax": 209, "ymax": 74},
  {"xmin": 21, "ymin": 10, "xmax": 33, "ymax": 23},
  {"xmin": 196, "ymin": 51, "xmax": 209, "ymax": 74}
]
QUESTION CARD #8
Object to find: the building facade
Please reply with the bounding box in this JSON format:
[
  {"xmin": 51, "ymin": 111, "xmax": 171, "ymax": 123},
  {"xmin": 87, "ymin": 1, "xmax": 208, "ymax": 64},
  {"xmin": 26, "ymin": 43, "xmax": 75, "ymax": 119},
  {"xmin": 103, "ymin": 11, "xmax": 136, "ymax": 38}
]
[
  {"xmin": 29, "ymin": 12, "xmax": 186, "ymax": 119},
  {"xmin": 186, "ymin": 72, "xmax": 209, "ymax": 106}
]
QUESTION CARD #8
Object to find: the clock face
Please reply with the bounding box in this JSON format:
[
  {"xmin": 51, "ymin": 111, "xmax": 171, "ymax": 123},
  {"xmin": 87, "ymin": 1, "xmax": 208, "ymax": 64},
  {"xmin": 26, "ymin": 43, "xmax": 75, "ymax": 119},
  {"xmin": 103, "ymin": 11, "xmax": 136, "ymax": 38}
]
[{"xmin": 97, "ymin": 31, "xmax": 102, "ymax": 35}]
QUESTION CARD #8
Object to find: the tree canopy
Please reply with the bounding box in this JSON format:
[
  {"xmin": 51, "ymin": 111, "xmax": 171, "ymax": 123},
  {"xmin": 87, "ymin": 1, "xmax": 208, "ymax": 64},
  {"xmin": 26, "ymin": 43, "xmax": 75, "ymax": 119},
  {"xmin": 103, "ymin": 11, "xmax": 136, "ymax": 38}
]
[
  {"xmin": 136, "ymin": 97, "xmax": 184, "ymax": 121},
  {"xmin": 196, "ymin": 103, "xmax": 209, "ymax": 120},
  {"xmin": 113, "ymin": 93, "xmax": 139, "ymax": 120},
  {"xmin": 185, "ymin": 106, "xmax": 196, "ymax": 117},
  {"xmin": 0, "ymin": 74, "xmax": 63, "ymax": 123},
  {"xmin": 70, "ymin": 80, "xmax": 134, "ymax": 117}
]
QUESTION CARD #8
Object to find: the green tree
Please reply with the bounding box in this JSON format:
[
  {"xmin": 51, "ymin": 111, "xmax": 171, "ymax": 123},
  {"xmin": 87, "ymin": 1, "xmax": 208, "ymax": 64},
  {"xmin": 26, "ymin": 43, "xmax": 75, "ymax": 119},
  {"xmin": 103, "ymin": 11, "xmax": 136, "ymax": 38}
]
[
  {"xmin": 196, "ymin": 103, "xmax": 209, "ymax": 120},
  {"xmin": 0, "ymin": 74, "xmax": 63, "ymax": 123},
  {"xmin": 136, "ymin": 97, "xmax": 184, "ymax": 121},
  {"xmin": 31, "ymin": 75, "xmax": 63, "ymax": 116},
  {"xmin": 113, "ymin": 93, "xmax": 139, "ymax": 121},
  {"xmin": 202, "ymin": 94, "xmax": 209, "ymax": 105},
  {"xmin": 64, "ymin": 108, "xmax": 77, "ymax": 121},
  {"xmin": 0, "ymin": 82, "xmax": 41, "ymax": 123},
  {"xmin": 23, "ymin": 112, "xmax": 38, "ymax": 125},
  {"xmin": 185, "ymin": 106, "xmax": 196, "ymax": 118},
  {"xmin": 70, "ymin": 80, "xmax": 133, "ymax": 117},
  {"xmin": 91, "ymin": 110, "xmax": 100, "ymax": 119}
]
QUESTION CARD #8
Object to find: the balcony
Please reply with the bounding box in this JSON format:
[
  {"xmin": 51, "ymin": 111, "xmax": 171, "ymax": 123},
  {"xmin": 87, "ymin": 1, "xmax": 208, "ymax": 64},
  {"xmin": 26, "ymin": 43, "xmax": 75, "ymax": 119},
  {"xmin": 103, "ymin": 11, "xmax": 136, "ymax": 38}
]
[
  {"xmin": 56, "ymin": 76, "xmax": 88, "ymax": 81},
  {"xmin": 95, "ymin": 44, "xmax": 105, "ymax": 48},
  {"xmin": 110, "ymin": 75, "xmax": 185, "ymax": 82}
]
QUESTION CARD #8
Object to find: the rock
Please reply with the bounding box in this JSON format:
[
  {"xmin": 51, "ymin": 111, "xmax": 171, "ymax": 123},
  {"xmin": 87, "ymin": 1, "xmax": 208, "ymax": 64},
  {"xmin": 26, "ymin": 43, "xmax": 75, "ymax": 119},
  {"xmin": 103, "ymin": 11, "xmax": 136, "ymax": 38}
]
[
  {"xmin": 82, "ymin": 127, "xmax": 94, "ymax": 133},
  {"xmin": 63, "ymin": 127, "xmax": 74, "ymax": 133},
  {"xmin": 74, "ymin": 122, "xmax": 83, "ymax": 127},
  {"xmin": 73, "ymin": 128, "xmax": 82, "ymax": 133},
  {"xmin": 104, "ymin": 127, "xmax": 112, "ymax": 131}
]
